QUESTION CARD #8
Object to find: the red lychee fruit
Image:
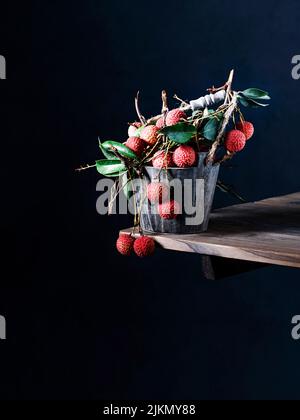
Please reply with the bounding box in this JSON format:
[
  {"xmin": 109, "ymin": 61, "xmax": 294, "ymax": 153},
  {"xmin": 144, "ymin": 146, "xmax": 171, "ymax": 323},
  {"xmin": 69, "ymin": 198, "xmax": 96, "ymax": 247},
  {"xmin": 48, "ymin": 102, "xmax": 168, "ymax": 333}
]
[
  {"xmin": 147, "ymin": 182, "xmax": 169, "ymax": 204},
  {"xmin": 236, "ymin": 121, "xmax": 254, "ymax": 141},
  {"xmin": 173, "ymin": 145, "xmax": 197, "ymax": 168},
  {"xmin": 125, "ymin": 137, "xmax": 146, "ymax": 156},
  {"xmin": 225, "ymin": 130, "xmax": 247, "ymax": 153},
  {"xmin": 158, "ymin": 200, "xmax": 181, "ymax": 220},
  {"xmin": 134, "ymin": 236, "xmax": 156, "ymax": 258},
  {"xmin": 156, "ymin": 117, "xmax": 165, "ymax": 129},
  {"xmin": 116, "ymin": 234, "xmax": 135, "ymax": 256},
  {"xmin": 166, "ymin": 109, "xmax": 187, "ymax": 126},
  {"xmin": 128, "ymin": 122, "xmax": 142, "ymax": 137},
  {"xmin": 140, "ymin": 125, "xmax": 159, "ymax": 145},
  {"xmin": 152, "ymin": 151, "xmax": 173, "ymax": 169}
]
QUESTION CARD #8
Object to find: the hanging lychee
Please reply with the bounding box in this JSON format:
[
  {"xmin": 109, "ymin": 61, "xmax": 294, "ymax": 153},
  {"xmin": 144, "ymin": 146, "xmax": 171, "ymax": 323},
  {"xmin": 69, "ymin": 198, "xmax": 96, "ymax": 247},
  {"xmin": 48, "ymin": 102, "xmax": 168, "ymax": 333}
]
[
  {"xmin": 236, "ymin": 121, "xmax": 254, "ymax": 140},
  {"xmin": 125, "ymin": 137, "xmax": 146, "ymax": 156},
  {"xmin": 158, "ymin": 200, "xmax": 181, "ymax": 220},
  {"xmin": 147, "ymin": 182, "xmax": 169, "ymax": 204},
  {"xmin": 152, "ymin": 151, "xmax": 173, "ymax": 169},
  {"xmin": 116, "ymin": 234, "xmax": 135, "ymax": 256},
  {"xmin": 134, "ymin": 236, "xmax": 156, "ymax": 257},
  {"xmin": 173, "ymin": 145, "xmax": 197, "ymax": 168},
  {"xmin": 166, "ymin": 109, "xmax": 187, "ymax": 126},
  {"xmin": 225, "ymin": 130, "xmax": 247, "ymax": 153},
  {"xmin": 140, "ymin": 125, "xmax": 159, "ymax": 145}
]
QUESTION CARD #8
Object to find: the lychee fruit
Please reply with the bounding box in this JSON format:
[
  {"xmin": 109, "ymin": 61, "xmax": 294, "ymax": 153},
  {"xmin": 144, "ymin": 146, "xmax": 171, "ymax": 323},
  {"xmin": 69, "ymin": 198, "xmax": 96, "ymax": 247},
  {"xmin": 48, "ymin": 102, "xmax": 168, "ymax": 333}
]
[
  {"xmin": 173, "ymin": 145, "xmax": 197, "ymax": 168},
  {"xmin": 166, "ymin": 109, "xmax": 187, "ymax": 126},
  {"xmin": 156, "ymin": 117, "xmax": 165, "ymax": 129},
  {"xmin": 225, "ymin": 130, "xmax": 247, "ymax": 153},
  {"xmin": 158, "ymin": 200, "xmax": 181, "ymax": 220},
  {"xmin": 128, "ymin": 122, "xmax": 142, "ymax": 137},
  {"xmin": 236, "ymin": 121, "xmax": 254, "ymax": 141},
  {"xmin": 134, "ymin": 236, "xmax": 156, "ymax": 258},
  {"xmin": 116, "ymin": 234, "xmax": 135, "ymax": 256},
  {"xmin": 140, "ymin": 125, "xmax": 160, "ymax": 145},
  {"xmin": 152, "ymin": 151, "xmax": 173, "ymax": 169},
  {"xmin": 125, "ymin": 137, "xmax": 146, "ymax": 156},
  {"xmin": 147, "ymin": 182, "xmax": 169, "ymax": 204}
]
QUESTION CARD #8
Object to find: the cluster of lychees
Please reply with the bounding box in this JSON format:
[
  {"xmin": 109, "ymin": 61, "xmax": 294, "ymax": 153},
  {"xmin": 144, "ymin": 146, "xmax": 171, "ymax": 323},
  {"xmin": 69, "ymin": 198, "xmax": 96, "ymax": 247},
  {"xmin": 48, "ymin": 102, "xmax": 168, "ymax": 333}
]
[
  {"xmin": 126, "ymin": 108, "xmax": 255, "ymax": 168},
  {"xmin": 116, "ymin": 233, "xmax": 155, "ymax": 258},
  {"xmin": 225, "ymin": 121, "xmax": 255, "ymax": 153},
  {"xmin": 126, "ymin": 109, "xmax": 197, "ymax": 169}
]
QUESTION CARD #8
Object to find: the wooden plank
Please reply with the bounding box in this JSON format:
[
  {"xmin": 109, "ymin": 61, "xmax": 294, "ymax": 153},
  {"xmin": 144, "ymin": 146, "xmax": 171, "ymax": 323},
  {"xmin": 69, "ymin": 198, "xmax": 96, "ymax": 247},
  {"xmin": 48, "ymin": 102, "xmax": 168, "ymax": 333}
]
[{"xmin": 121, "ymin": 192, "xmax": 300, "ymax": 269}]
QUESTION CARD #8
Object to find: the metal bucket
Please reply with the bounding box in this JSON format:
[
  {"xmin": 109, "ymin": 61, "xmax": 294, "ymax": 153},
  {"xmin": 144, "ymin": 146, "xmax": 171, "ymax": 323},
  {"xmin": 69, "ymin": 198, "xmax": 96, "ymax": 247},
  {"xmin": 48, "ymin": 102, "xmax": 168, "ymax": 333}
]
[{"xmin": 140, "ymin": 153, "xmax": 220, "ymax": 234}]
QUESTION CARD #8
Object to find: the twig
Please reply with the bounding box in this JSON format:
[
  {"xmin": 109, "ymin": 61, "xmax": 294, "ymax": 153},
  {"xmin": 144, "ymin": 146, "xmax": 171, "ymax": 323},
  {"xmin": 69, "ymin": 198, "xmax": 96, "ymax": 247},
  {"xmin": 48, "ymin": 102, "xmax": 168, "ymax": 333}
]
[
  {"xmin": 135, "ymin": 91, "xmax": 147, "ymax": 125},
  {"xmin": 217, "ymin": 180, "xmax": 246, "ymax": 203},
  {"xmin": 207, "ymin": 83, "xmax": 228, "ymax": 94},
  {"xmin": 139, "ymin": 137, "xmax": 163, "ymax": 166},
  {"xmin": 108, "ymin": 174, "xmax": 131, "ymax": 215},
  {"xmin": 108, "ymin": 180, "xmax": 119, "ymax": 215},
  {"xmin": 173, "ymin": 94, "xmax": 189, "ymax": 107},
  {"xmin": 75, "ymin": 163, "xmax": 96, "ymax": 172},
  {"xmin": 224, "ymin": 69, "xmax": 235, "ymax": 104},
  {"xmin": 206, "ymin": 92, "xmax": 237, "ymax": 164},
  {"xmin": 206, "ymin": 70, "xmax": 237, "ymax": 165},
  {"xmin": 146, "ymin": 114, "xmax": 162, "ymax": 124},
  {"xmin": 215, "ymin": 151, "xmax": 235, "ymax": 165},
  {"xmin": 161, "ymin": 90, "xmax": 169, "ymax": 129},
  {"xmin": 161, "ymin": 90, "xmax": 169, "ymax": 114}
]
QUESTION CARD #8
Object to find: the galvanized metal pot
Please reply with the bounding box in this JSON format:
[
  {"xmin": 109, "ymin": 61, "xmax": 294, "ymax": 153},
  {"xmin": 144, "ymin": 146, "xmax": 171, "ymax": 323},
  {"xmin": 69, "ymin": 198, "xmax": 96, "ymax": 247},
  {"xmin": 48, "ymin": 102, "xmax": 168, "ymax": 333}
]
[{"xmin": 140, "ymin": 153, "xmax": 220, "ymax": 234}]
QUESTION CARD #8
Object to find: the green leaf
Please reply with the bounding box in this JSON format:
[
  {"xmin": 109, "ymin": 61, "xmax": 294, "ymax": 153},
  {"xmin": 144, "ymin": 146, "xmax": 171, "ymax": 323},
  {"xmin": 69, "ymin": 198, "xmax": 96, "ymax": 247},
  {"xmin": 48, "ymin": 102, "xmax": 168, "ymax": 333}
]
[
  {"xmin": 98, "ymin": 138, "xmax": 118, "ymax": 160},
  {"xmin": 202, "ymin": 118, "xmax": 221, "ymax": 141},
  {"xmin": 242, "ymin": 88, "xmax": 271, "ymax": 101},
  {"xmin": 96, "ymin": 159, "xmax": 127, "ymax": 176},
  {"xmin": 160, "ymin": 122, "xmax": 197, "ymax": 144},
  {"xmin": 238, "ymin": 95, "xmax": 270, "ymax": 108},
  {"xmin": 101, "ymin": 141, "xmax": 138, "ymax": 160},
  {"xmin": 105, "ymin": 171, "xmax": 128, "ymax": 178},
  {"xmin": 237, "ymin": 96, "xmax": 250, "ymax": 108}
]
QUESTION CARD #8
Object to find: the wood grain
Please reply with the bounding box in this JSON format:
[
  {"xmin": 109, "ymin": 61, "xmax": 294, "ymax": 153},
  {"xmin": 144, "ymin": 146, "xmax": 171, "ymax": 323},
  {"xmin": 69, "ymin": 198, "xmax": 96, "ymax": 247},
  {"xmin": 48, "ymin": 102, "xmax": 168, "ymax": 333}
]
[{"xmin": 121, "ymin": 192, "xmax": 300, "ymax": 269}]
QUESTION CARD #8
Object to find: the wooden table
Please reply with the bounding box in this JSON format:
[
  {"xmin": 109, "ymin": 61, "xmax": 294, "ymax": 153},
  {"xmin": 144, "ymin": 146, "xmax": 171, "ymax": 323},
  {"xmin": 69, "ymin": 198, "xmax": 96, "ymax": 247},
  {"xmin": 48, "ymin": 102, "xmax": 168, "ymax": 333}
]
[{"xmin": 121, "ymin": 192, "xmax": 300, "ymax": 272}]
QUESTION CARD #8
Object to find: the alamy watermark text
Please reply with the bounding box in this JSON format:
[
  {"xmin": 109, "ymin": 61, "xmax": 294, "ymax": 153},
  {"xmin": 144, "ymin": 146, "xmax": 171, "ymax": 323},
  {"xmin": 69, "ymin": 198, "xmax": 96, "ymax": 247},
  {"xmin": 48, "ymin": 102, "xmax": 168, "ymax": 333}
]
[
  {"xmin": 0, "ymin": 55, "xmax": 6, "ymax": 79},
  {"xmin": 292, "ymin": 55, "xmax": 300, "ymax": 80},
  {"xmin": 0, "ymin": 315, "xmax": 6, "ymax": 340}
]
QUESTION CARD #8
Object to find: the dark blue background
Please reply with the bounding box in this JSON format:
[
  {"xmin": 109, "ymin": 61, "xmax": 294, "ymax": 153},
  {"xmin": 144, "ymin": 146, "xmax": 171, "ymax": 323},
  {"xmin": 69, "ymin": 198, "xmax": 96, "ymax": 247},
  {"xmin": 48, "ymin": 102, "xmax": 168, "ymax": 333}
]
[{"xmin": 0, "ymin": 0, "xmax": 299, "ymax": 400}]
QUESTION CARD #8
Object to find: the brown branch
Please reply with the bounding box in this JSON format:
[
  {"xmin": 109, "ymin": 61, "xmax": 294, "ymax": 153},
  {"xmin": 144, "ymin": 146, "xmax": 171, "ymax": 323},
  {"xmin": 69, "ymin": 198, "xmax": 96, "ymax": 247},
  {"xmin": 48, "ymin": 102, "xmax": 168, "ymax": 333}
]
[
  {"xmin": 224, "ymin": 69, "xmax": 235, "ymax": 104},
  {"xmin": 108, "ymin": 180, "xmax": 119, "ymax": 215},
  {"xmin": 207, "ymin": 84, "xmax": 228, "ymax": 94},
  {"xmin": 161, "ymin": 90, "xmax": 169, "ymax": 114},
  {"xmin": 146, "ymin": 114, "xmax": 162, "ymax": 124},
  {"xmin": 207, "ymin": 69, "xmax": 234, "ymax": 96},
  {"xmin": 215, "ymin": 151, "xmax": 235, "ymax": 165},
  {"xmin": 75, "ymin": 163, "xmax": 96, "ymax": 172},
  {"xmin": 206, "ymin": 70, "xmax": 236, "ymax": 165},
  {"xmin": 173, "ymin": 94, "xmax": 189, "ymax": 107},
  {"xmin": 206, "ymin": 91, "xmax": 238, "ymax": 165},
  {"xmin": 135, "ymin": 91, "xmax": 147, "ymax": 125}
]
